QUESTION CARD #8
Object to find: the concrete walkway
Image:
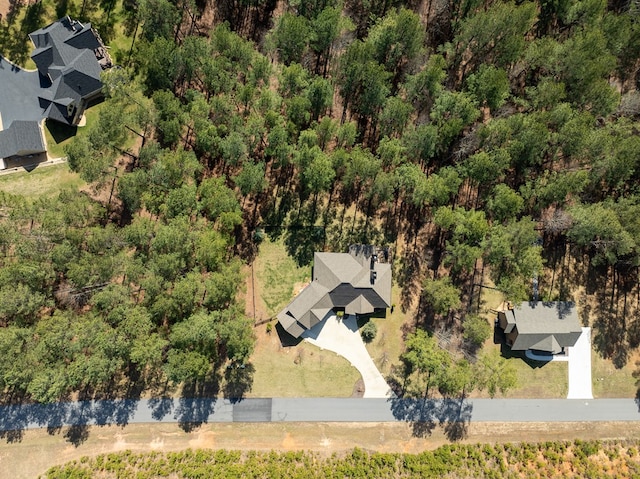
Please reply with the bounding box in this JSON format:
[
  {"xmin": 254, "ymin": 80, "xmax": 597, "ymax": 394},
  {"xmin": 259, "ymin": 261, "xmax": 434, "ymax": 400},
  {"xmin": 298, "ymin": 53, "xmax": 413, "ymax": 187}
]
[
  {"xmin": 567, "ymin": 327, "xmax": 593, "ymax": 399},
  {"xmin": 0, "ymin": 156, "xmax": 67, "ymax": 176},
  {"xmin": 302, "ymin": 315, "xmax": 394, "ymax": 398}
]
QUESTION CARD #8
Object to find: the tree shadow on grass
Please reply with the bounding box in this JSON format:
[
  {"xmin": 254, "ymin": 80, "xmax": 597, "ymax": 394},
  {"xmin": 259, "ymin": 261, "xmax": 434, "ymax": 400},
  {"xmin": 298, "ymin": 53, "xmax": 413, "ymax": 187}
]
[
  {"xmin": 262, "ymin": 189, "xmax": 297, "ymax": 243},
  {"xmin": 591, "ymin": 266, "xmax": 638, "ymax": 369},
  {"xmin": 63, "ymin": 424, "xmax": 89, "ymax": 447},
  {"xmin": 224, "ymin": 363, "xmax": 255, "ymax": 403},
  {"xmin": 284, "ymin": 222, "xmax": 325, "ymax": 267},
  {"xmin": 397, "ymin": 248, "xmax": 422, "ymax": 315}
]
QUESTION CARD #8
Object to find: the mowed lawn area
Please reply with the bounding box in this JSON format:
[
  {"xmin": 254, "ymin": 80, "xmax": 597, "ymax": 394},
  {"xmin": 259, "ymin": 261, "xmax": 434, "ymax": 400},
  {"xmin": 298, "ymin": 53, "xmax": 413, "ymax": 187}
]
[
  {"xmin": 0, "ymin": 163, "xmax": 84, "ymax": 199},
  {"xmin": 591, "ymin": 349, "xmax": 637, "ymax": 398},
  {"xmin": 364, "ymin": 285, "xmax": 409, "ymax": 379},
  {"xmin": 248, "ymin": 238, "xmax": 361, "ymax": 397},
  {"xmin": 253, "ymin": 237, "xmax": 311, "ymax": 318}
]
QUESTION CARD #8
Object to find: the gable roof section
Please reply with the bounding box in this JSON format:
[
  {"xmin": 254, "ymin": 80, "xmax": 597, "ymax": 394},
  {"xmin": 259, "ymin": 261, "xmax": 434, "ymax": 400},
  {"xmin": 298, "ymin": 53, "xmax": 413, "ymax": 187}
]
[
  {"xmin": 345, "ymin": 295, "xmax": 374, "ymax": 316},
  {"xmin": 313, "ymin": 252, "xmax": 362, "ymax": 290},
  {"xmin": 508, "ymin": 301, "xmax": 582, "ymax": 353},
  {"xmin": 0, "ymin": 120, "xmax": 46, "ymax": 159},
  {"xmin": 28, "ymin": 16, "xmax": 106, "ymax": 125},
  {"xmin": 278, "ymin": 247, "xmax": 392, "ymax": 338}
]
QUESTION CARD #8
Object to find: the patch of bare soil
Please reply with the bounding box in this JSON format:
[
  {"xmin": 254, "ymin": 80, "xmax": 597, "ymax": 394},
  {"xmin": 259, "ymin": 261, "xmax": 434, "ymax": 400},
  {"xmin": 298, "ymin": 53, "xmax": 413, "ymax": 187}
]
[
  {"xmin": 0, "ymin": 0, "xmax": 9, "ymax": 19},
  {"xmin": 5, "ymin": 421, "xmax": 640, "ymax": 479},
  {"xmin": 351, "ymin": 379, "xmax": 365, "ymax": 397}
]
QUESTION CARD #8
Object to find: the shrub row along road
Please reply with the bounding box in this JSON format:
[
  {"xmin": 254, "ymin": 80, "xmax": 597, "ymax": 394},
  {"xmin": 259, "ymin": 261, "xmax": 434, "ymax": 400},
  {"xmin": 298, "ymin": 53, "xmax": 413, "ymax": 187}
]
[{"xmin": 0, "ymin": 398, "xmax": 639, "ymax": 432}]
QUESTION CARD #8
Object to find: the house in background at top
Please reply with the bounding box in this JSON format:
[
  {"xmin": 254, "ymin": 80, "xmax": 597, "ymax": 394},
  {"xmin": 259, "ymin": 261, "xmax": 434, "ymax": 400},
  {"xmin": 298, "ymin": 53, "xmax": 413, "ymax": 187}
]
[
  {"xmin": 0, "ymin": 16, "xmax": 111, "ymax": 170},
  {"xmin": 498, "ymin": 301, "xmax": 583, "ymax": 355},
  {"xmin": 277, "ymin": 245, "xmax": 392, "ymax": 338},
  {"xmin": 30, "ymin": 15, "xmax": 112, "ymax": 126}
]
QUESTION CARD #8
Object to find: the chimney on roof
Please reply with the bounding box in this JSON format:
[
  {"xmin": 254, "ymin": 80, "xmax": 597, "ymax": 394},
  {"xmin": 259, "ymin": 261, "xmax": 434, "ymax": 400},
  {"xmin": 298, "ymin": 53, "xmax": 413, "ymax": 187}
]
[{"xmin": 370, "ymin": 270, "xmax": 377, "ymax": 284}]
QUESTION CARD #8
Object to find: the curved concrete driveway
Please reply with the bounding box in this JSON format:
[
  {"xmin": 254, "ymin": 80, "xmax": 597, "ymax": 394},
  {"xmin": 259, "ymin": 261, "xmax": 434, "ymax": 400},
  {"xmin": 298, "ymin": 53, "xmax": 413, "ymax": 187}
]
[{"xmin": 302, "ymin": 315, "xmax": 394, "ymax": 398}]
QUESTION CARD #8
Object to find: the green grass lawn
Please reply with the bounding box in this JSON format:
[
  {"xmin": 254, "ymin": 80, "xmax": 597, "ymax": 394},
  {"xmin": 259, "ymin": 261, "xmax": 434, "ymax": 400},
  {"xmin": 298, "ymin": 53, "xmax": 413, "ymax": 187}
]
[
  {"xmin": 364, "ymin": 284, "xmax": 408, "ymax": 378},
  {"xmin": 592, "ymin": 349, "xmax": 637, "ymax": 398},
  {"xmin": 499, "ymin": 348, "xmax": 569, "ymax": 398},
  {"xmin": 249, "ymin": 331, "xmax": 361, "ymax": 397},
  {"xmin": 0, "ymin": 163, "xmax": 84, "ymax": 199},
  {"xmin": 473, "ymin": 284, "xmax": 569, "ymax": 398},
  {"xmin": 254, "ymin": 237, "xmax": 311, "ymax": 317}
]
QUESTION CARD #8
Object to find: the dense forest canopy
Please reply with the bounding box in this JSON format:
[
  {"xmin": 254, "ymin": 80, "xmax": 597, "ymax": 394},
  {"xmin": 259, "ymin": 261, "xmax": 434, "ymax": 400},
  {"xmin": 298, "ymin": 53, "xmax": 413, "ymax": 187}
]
[{"xmin": 0, "ymin": 0, "xmax": 639, "ymax": 403}]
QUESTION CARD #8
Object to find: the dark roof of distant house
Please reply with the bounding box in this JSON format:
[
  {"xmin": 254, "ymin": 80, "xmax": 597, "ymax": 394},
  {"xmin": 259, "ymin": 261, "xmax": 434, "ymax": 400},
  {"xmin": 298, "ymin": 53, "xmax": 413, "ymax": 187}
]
[
  {"xmin": 0, "ymin": 120, "xmax": 46, "ymax": 159},
  {"xmin": 29, "ymin": 16, "xmax": 105, "ymax": 125},
  {"xmin": 278, "ymin": 246, "xmax": 392, "ymax": 338},
  {"xmin": 505, "ymin": 301, "xmax": 582, "ymax": 353}
]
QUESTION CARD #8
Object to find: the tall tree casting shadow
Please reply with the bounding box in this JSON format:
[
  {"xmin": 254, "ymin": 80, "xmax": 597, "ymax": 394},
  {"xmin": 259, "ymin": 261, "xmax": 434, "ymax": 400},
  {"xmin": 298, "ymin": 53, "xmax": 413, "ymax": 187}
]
[
  {"xmin": 64, "ymin": 424, "xmax": 89, "ymax": 447},
  {"xmin": 224, "ymin": 362, "xmax": 255, "ymax": 403}
]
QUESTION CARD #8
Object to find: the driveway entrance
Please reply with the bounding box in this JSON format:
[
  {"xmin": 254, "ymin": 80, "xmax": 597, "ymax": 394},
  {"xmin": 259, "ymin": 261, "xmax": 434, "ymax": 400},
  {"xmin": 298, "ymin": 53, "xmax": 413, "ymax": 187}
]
[
  {"xmin": 567, "ymin": 327, "xmax": 593, "ymax": 399},
  {"xmin": 302, "ymin": 314, "xmax": 394, "ymax": 398}
]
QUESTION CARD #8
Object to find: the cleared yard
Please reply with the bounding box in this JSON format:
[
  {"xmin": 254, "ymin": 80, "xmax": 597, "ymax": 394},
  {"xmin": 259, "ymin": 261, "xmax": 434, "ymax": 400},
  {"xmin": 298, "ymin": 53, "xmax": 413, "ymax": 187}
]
[
  {"xmin": 249, "ymin": 319, "xmax": 361, "ymax": 397},
  {"xmin": 248, "ymin": 238, "xmax": 361, "ymax": 397},
  {"xmin": 592, "ymin": 348, "xmax": 637, "ymax": 398},
  {"xmin": 496, "ymin": 349, "xmax": 569, "ymax": 399},
  {"xmin": 0, "ymin": 163, "xmax": 84, "ymax": 199},
  {"xmin": 253, "ymin": 237, "xmax": 311, "ymax": 318},
  {"xmin": 364, "ymin": 285, "xmax": 409, "ymax": 378}
]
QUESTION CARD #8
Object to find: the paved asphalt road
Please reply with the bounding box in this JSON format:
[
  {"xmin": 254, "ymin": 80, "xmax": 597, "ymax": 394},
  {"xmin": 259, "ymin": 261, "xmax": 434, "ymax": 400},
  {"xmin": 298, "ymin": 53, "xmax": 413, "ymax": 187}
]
[{"xmin": 0, "ymin": 398, "xmax": 639, "ymax": 432}]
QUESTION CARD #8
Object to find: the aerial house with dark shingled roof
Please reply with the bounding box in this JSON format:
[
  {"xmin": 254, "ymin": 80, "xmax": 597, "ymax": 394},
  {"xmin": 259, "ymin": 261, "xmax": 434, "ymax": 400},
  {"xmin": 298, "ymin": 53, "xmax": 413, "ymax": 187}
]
[
  {"xmin": 498, "ymin": 301, "xmax": 583, "ymax": 355},
  {"xmin": 278, "ymin": 245, "xmax": 392, "ymax": 338},
  {"xmin": 29, "ymin": 15, "xmax": 111, "ymax": 126}
]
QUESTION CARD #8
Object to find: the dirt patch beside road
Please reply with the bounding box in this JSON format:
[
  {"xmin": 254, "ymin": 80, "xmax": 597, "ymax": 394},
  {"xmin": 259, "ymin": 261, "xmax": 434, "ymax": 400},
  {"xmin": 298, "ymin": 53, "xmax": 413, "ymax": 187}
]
[
  {"xmin": 4, "ymin": 421, "xmax": 640, "ymax": 479},
  {"xmin": 0, "ymin": 0, "xmax": 9, "ymax": 18}
]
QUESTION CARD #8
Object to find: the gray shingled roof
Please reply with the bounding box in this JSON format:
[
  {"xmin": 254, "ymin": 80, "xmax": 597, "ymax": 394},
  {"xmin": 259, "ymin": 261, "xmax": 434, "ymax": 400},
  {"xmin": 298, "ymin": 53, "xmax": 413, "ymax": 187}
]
[
  {"xmin": 277, "ymin": 246, "xmax": 392, "ymax": 338},
  {"xmin": 0, "ymin": 17, "xmax": 109, "ymax": 163},
  {"xmin": 507, "ymin": 301, "xmax": 582, "ymax": 353},
  {"xmin": 29, "ymin": 16, "xmax": 106, "ymax": 125},
  {"xmin": 0, "ymin": 120, "xmax": 46, "ymax": 159}
]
